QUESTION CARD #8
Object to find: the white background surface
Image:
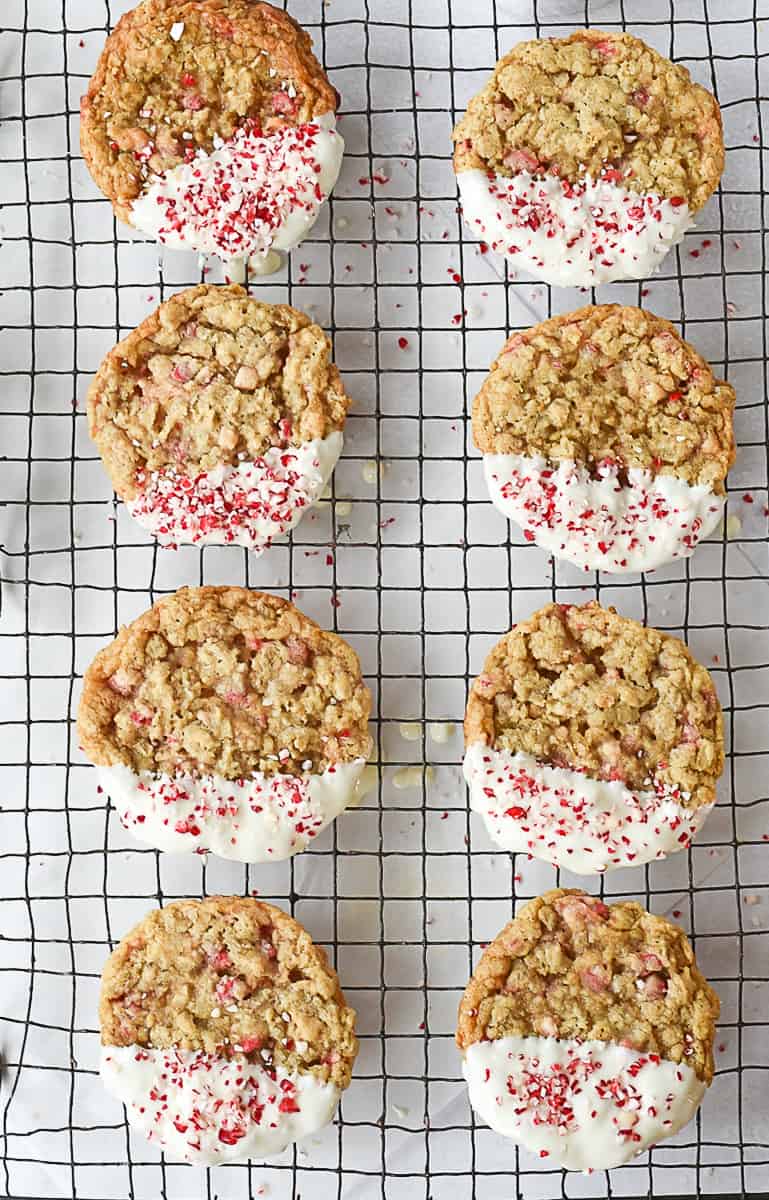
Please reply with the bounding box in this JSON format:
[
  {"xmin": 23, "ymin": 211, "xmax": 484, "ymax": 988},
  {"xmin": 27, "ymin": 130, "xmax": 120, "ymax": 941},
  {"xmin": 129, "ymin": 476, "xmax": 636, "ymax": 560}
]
[{"xmin": 1, "ymin": 1, "xmax": 768, "ymax": 1197}]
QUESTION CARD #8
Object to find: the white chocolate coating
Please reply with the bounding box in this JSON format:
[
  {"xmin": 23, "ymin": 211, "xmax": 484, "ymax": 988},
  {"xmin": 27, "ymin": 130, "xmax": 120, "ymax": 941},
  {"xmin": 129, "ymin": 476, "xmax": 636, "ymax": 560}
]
[
  {"xmin": 126, "ymin": 431, "xmax": 342, "ymax": 550},
  {"xmin": 463, "ymin": 1035, "xmax": 707, "ymax": 1170},
  {"xmin": 99, "ymin": 757, "xmax": 366, "ymax": 862},
  {"xmin": 101, "ymin": 1045, "xmax": 339, "ymax": 1165},
  {"xmin": 463, "ymin": 744, "xmax": 712, "ymax": 874},
  {"xmin": 483, "ymin": 454, "xmax": 724, "ymax": 574},
  {"xmin": 457, "ymin": 169, "xmax": 693, "ymax": 287},
  {"xmin": 131, "ymin": 113, "xmax": 344, "ymax": 264}
]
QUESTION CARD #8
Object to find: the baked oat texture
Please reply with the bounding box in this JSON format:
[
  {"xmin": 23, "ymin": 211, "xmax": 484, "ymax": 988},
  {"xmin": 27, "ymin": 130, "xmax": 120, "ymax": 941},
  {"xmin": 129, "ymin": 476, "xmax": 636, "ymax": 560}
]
[
  {"xmin": 456, "ymin": 888, "xmax": 719, "ymax": 1085},
  {"xmin": 80, "ymin": 0, "xmax": 338, "ymax": 223},
  {"xmin": 453, "ymin": 29, "xmax": 723, "ymax": 211},
  {"xmin": 77, "ymin": 586, "xmax": 371, "ymax": 778},
  {"xmin": 100, "ymin": 895, "xmax": 357, "ymax": 1089},
  {"xmin": 464, "ymin": 601, "xmax": 723, "ymax": 811},
  {"xmin": 87, "ymin": 283, "xmax": 350, "ymax": 502},
  {"xmin": 473, "ymin": 304, "xmax": 735, "ymax": 492}
]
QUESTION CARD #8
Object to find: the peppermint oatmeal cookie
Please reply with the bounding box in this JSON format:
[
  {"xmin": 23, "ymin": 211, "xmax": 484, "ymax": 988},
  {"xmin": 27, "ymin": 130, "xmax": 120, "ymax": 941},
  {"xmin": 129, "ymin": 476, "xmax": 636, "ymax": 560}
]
[
  {"xmin": 474, "ymin": 304, "xmax": 735, "ymax": 573},
  {"xmin": 87, "ymin": 284, "xmax": 350, "ymax": 551},
  {"xmin": 78, "ymin": 586, "xmax": 372, "ymax": 861},
  {"xmin": 463, "ymin": 601, "xmax": 723, "ymax": 874},
  {"xmin": 100, "ymin": 895, "xmax": 357, "ymax": 1164},
  {"xmin": 80, "ymin": 0, "xmax": 343, "ymax": 267},
  {"xmin": 457, "ymin": 888, "xmax": 719, "ymax": 1170},
  {"xmin": 453, "ymin": 30, "xmax": 723, "ymax": 286}
]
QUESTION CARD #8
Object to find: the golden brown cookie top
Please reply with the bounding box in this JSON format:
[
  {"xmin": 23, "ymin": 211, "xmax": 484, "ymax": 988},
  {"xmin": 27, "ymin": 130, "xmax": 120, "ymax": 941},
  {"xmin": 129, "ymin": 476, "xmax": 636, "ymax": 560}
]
[
  {"xmin": 100, "ymin": 896, "xmax": 357, "ymax": 1090},
  {"xmin": 464, "ymin": 602, "xmax": 723, "ymax": 812},
  {"xmin": 453, "ymin": 30, "xmax": 723, "ymax": 212},
  {"xmin": 87, "ymin": 284, "xmax": 350, "ymax": 503},
  {"xmin": 80, "ymin": 0, "xmax": 337, "ymax": 222},
  {"xmin": 473, "ymin": 305, "xmax": 735, "ymax": 493},
  {"xmin": 456, "ymin": 888, "xmax": 719, "ymax": 1086},
  {"xmin": 77, "ymin": 586, "xmax": 372, "ymax": 779}
]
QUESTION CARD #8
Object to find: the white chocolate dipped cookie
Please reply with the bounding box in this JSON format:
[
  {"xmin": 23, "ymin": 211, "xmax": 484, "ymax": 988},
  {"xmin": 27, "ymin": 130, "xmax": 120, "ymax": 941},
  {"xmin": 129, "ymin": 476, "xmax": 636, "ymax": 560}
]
[
  {"xmin": 80, "ymin": 0, "xmax": 343, "ymax": 271},
  {"xmin": 453, "ymin": 30, "xmax": 723, "ymax": 286},
  {"xmin": 457, "ymin": 889, "xmax": 719, "ymax": 1171},
  {"xmin": 77, "ymin": 587, "xmax": 372, "ymax": 863},
  {"xmin": 463, "ymin": 602, "xmax": 723, "ymax": 875},
  {"xmin": 87, "ymin": 285, "xmax": 350, "ymax": 552},
  {"xmin": 100, "ymin": 897, "xmax": 357, "ymax": 1164},
  {"xmin": 473, "ymin": 305, "xmax": 735, "ymax": 574}
]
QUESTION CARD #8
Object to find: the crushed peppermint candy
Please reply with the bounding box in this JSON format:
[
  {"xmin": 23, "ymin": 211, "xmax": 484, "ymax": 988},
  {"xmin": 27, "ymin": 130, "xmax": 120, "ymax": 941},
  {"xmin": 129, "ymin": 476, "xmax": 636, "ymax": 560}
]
[
  {"xmin": 100, "ymin": 1045, "xmax": 340, "ymax": 1165},
  {"xmin": 456, "ymin": 168, "xmax": 693, "ymax": 287},
  {"xmin": 464, "ymin": 744, "xmax": 713, "ymax": 875},
  {"xmin": 463, "ymin": 1035, "xmax": 707, "ymax": 1170},
  {"xmin": 126, "ymin": 433, "xmax": 342, "ymax": 551},
  {"xmin": 99, "ymin": 758, "xmax": 366, "ymax": 863},
  {"xmin": 483, "ymin": 453, "xmax": 723, "ymax": 574},
  {"xmin": 130, "ymin": 113, "xmax": 344, "ymax": 263}
]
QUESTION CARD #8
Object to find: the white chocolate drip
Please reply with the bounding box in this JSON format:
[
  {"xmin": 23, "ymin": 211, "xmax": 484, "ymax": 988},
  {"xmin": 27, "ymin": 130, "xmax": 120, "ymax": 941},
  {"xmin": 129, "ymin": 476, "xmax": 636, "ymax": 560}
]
[
  {"xmin": 131, "ymin": 113, "xmax": 344, "ymax": 263},
  {"xmin": 101, "ymin": 1045, "xmax": 340, "ymax": 1165},
  {"xmin": 127, "ymin": 432, "xmax": 342, "ymax": 550},
  {"xmin": 464, "ymin": 743, "xmax": 712, "ymax": 874},
  {"xmin": 457, "ymin": 169, "xmax": 693, "ymax": 286},
  {"xmin": 483, "ymin": 454, "xmax": 723, "ymax": 573},
  {"xmin": 463, "ymin": 1035, "xmax": 707, "ymax": 1170}
]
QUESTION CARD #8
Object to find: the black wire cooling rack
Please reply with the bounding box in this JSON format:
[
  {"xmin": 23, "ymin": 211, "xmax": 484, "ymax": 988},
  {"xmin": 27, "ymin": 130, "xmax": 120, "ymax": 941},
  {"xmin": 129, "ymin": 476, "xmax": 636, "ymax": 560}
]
[{"xmin": 1, "ymin": 0, "xmax": 768, "ymax": 1197}]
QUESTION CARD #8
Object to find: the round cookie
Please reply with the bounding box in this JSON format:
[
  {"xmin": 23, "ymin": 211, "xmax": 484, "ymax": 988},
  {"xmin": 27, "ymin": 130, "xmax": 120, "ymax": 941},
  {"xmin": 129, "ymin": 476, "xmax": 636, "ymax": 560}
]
[
  {"xmin": 77, "ymin": 586, "xmax": 372, "ymax": 861},
  {"xmin": 80, "ymin": 0, "xmax": 343, "ymax": 267},
  {"xmin": 457, "ymin": 889, "xmax": 719, "ymax": 1170},
  {"xmin": 87, "ymin": 284, "xmax": 350, "ymax": 551},
  {"xmin": 463, "ymin": 601, "xmax": 723, "ymax": 874},
  {"xmin": 100, "ymin": 896, "xmax": 357, "ymax": 1164},
  {"xmin": 453, "ymin": 30, "xmax": 723, "ymax": 286},
  {"xmin": 474, "ymin": 305, "xmax": 735, "ymax": 573}
]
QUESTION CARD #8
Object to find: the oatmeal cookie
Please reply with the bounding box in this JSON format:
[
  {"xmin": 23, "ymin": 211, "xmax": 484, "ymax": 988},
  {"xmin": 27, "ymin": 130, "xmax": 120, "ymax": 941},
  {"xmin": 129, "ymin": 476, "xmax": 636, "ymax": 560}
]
[
  {"xmin": 463, "ymin": 601, "xmax": 723, "ymax": 873},
  {"xmin": 453, "ymin": 30, "xmax": 723, "ymax": 286},
  {"xmin": 87, "ymin": 284, "xmax": 350, "ymax": 551},
  {"xmin": 100, "ymin": 896, "xmax": 357, "ymax": 1164},
  {"xmin": 456, "ymin": 888, "xmax": 719, "ymax": 1170},
  {"xmin": 80, "ymin": 0, "xmax": 343, "ymax": 264},
  {"xmin": 474, "ymin": 304, "xmax": 735, "ymax": 573},
  {"xmin": 78, "ymin": 586, "xmax": 372, "ymax": 861}
]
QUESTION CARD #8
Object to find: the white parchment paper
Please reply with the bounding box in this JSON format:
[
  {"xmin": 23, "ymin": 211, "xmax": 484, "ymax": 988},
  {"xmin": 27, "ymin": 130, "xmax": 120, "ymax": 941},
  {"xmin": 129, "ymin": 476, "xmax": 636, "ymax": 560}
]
[{"xmin": 1, "ymin": 1, "xmax": 768, "ymax": 1197}]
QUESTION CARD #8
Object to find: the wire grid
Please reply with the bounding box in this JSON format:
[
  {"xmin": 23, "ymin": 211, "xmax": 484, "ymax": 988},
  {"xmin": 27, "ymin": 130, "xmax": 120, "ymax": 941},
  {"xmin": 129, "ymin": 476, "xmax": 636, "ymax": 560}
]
[{"xmin": 1, "ymin": 0, "xmax": 768, "ymax": 1197}]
